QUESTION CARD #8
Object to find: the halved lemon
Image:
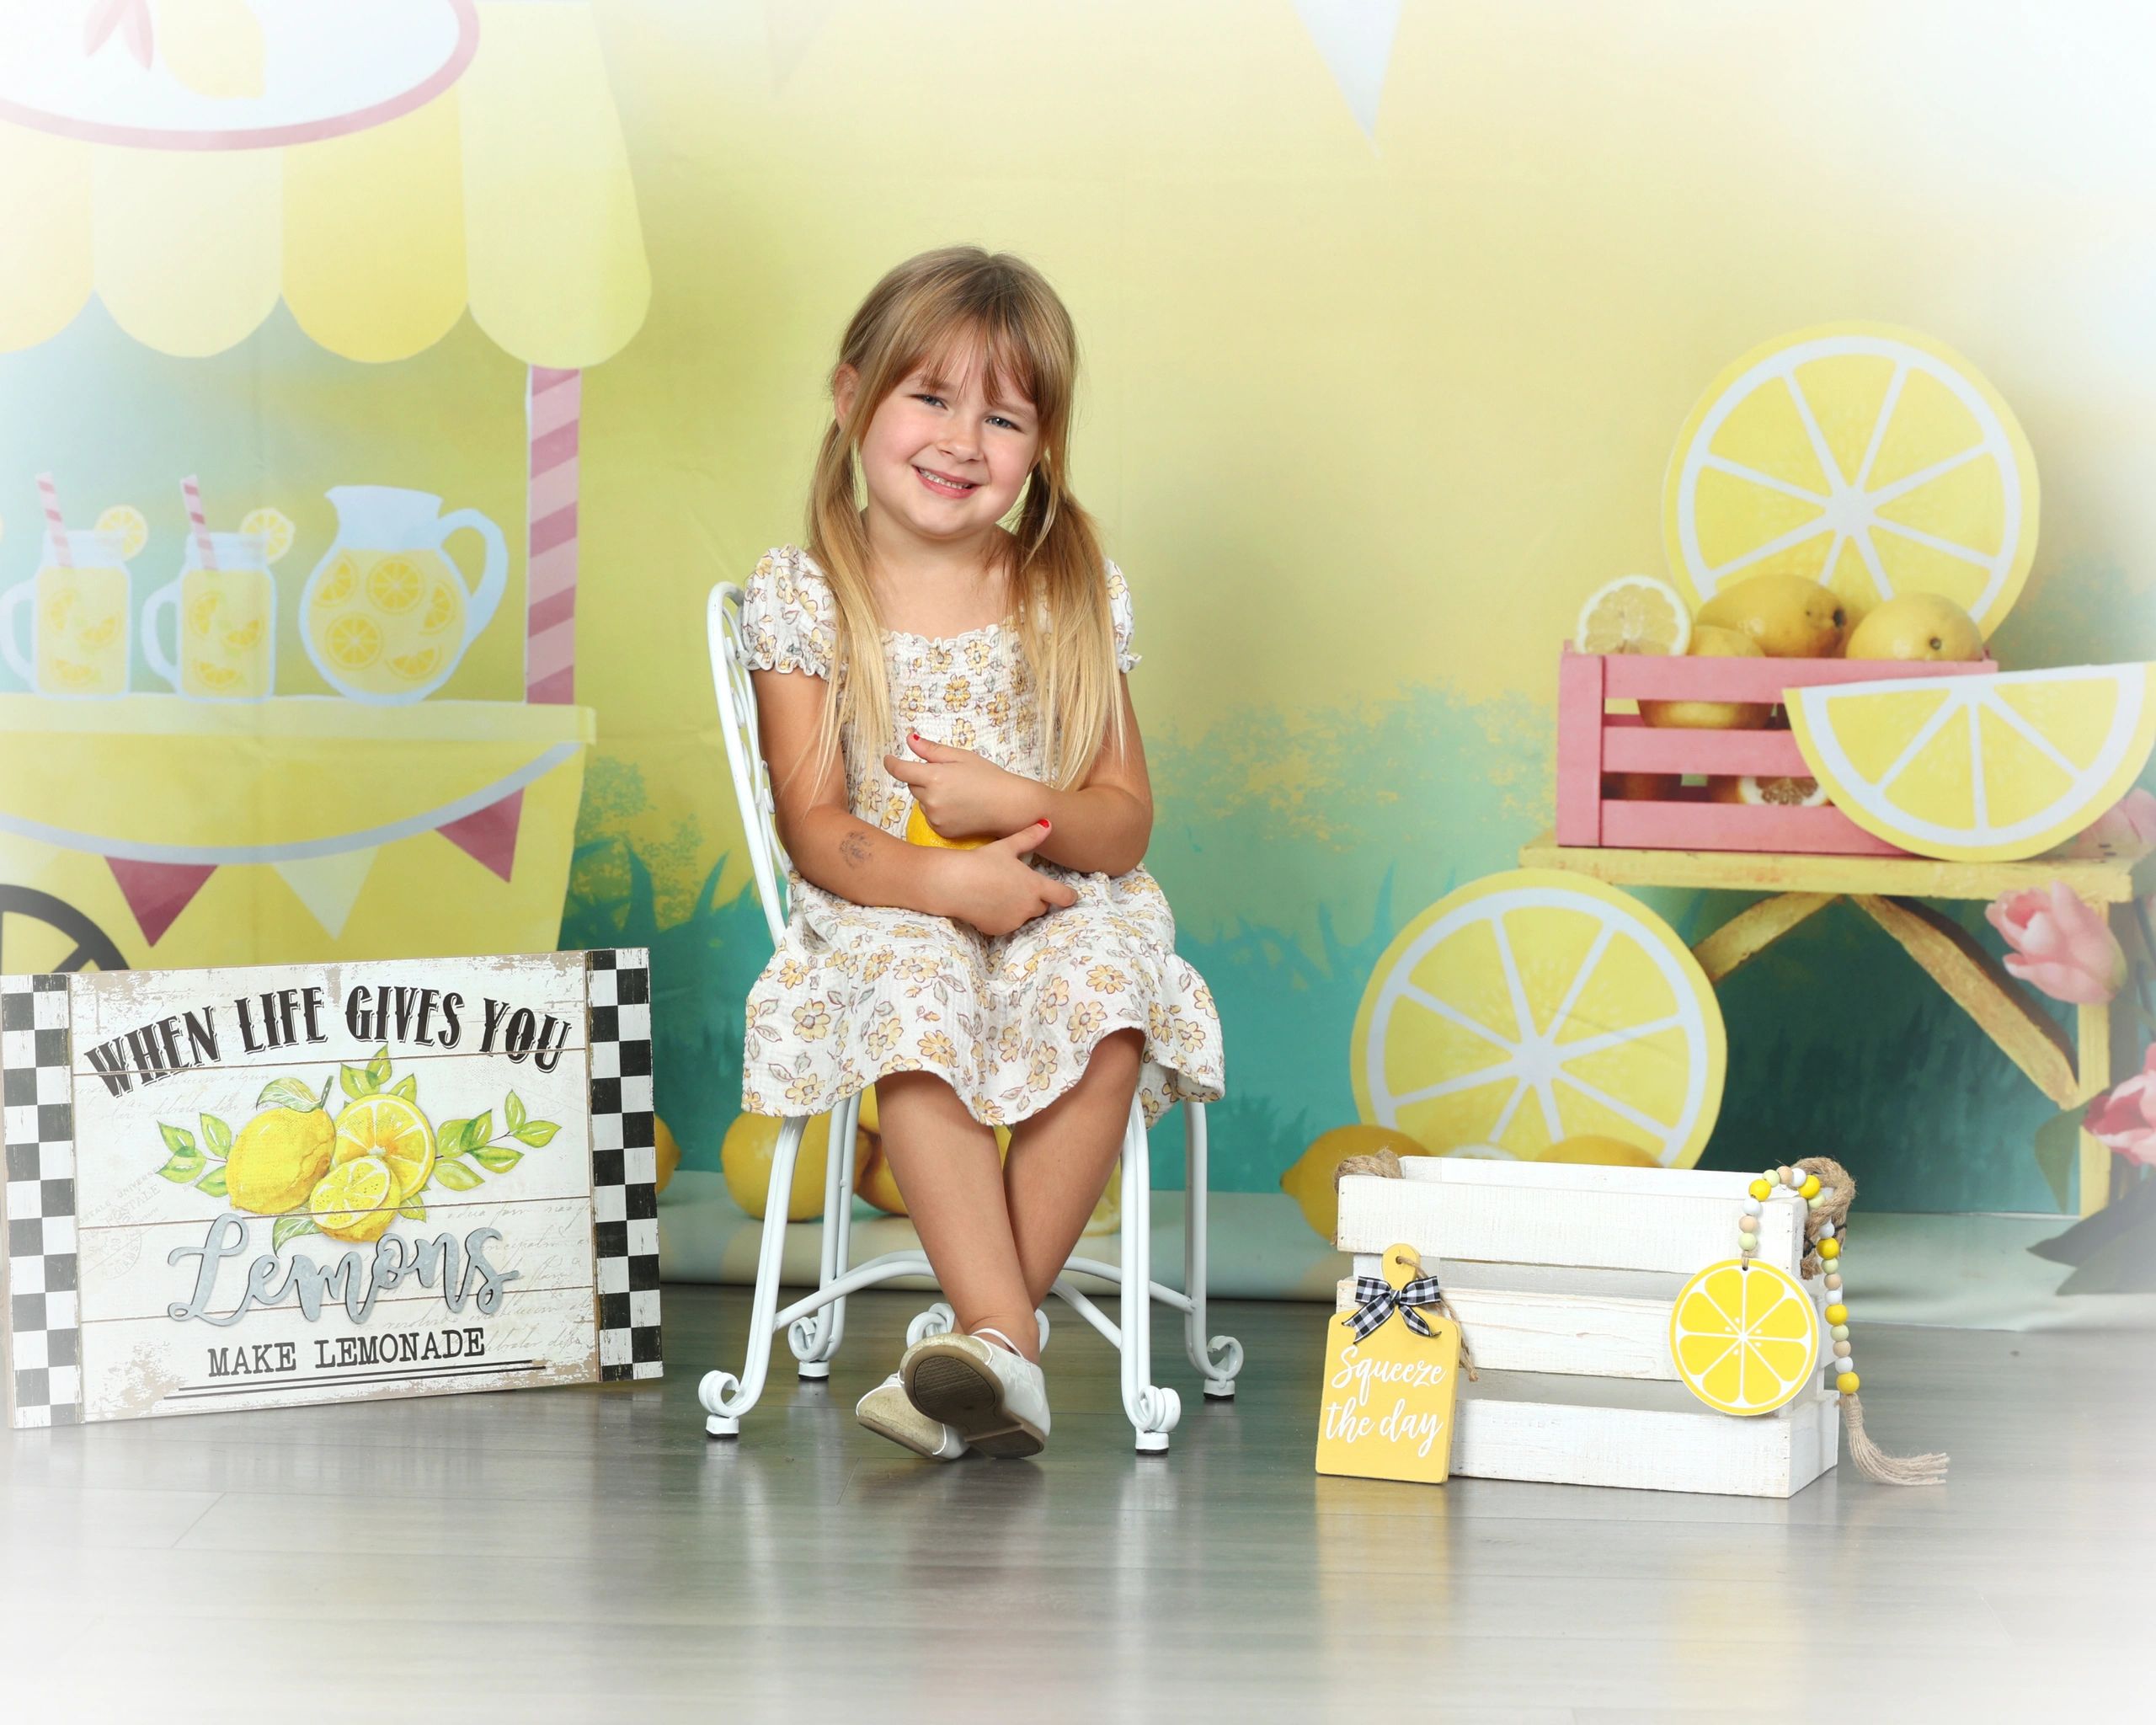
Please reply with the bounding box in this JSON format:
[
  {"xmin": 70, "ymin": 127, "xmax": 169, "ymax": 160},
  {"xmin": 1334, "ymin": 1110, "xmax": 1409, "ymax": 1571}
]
[
  {"xmin": 1349, "ymin": 871, "xmax": 1726, "ymax": 1166},
  {"xmin": 238, "ymin": 507, "xmax": 295, "ymax": 564},
  {"xmin": 1665, "ymin": 324, "xmax": 2038, "ymax": 637},
  {"xmin": 96, "ymin": 505, "xmax": 148, "ymax": 561},
  {"xmin": 1789, "ymin": 664, "xmax": 2156, "ymax": 862},
  {"xmin": 1670, "ymin": 1259, "xmax": 1819, "ymax": 1416},
  {"xmin": 1575, "ymin": 574, "xmax": 1691, "ymax": 657},
  {"xmin": 332, "ymin": 1092, "xmax": 438, "ymax": 1199},
  {"xmin": 309, "ymin": 1154, "xmax": 403, "ymax": 1245}
]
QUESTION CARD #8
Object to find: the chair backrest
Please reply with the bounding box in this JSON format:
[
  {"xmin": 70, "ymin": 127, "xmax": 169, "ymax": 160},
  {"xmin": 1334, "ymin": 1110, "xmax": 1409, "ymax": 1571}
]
[{"xmin": 707, "ymin": 583, "xmax": 792, "ymax": 949}]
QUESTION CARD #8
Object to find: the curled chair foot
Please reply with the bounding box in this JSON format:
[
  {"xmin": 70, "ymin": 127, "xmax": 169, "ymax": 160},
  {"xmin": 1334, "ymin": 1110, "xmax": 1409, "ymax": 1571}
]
[
  {"xmin": 699, "ymin": 1370, "xmax": 748, "ymax": 1437},
  {"xmin": 905, "ymin": 1301, "xmax": 957, "ymax": 1347},
  {"xmin": 1129, "ymin": 1383, "xmax": 1181, "ymax": 1453},
  {"xmin": 1195, "ymin": 1333, "xmax": 1244, "ymax": 1397}
]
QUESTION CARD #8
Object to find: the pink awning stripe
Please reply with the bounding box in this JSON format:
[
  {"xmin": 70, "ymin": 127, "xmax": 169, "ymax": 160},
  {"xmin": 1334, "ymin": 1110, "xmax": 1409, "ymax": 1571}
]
[
  {"xmin": 528, "ymin": 458, "xmax": 579, "ymax": 523},
  {"xmin": 526, "ymin": 617, "xmax": 577, "ymax": 684},
  {"xmin": 526, "ymin": 539, "xmax": 579, "ymax": 606},
  {"xmin": 526, "ymin": 666, "xmax": 575, "ymax": 707},
  {"xmin": 530, "ymin": 501, "xmax": 579, "ymax": 558},
  {"xmin": 528, "ymin": 419, "xmax": 580, "ymax": 475},
  {"xmin": 527, "ymin": 585, "xmax": 578, "ymax": 636}
]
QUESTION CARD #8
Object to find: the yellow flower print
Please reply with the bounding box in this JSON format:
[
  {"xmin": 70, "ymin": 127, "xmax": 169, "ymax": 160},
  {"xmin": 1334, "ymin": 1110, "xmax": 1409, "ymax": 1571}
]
[
  {"xmin": 944, "ymin": 675, "xmax": 972, "ymax": 708},
  {"xmin": 986, "ymin": 691, "xmax": 1011, "ymax": 729},
  {"xmin": 929, "ymin": 643, "xmax": 955, "ymax": 674},
  {"xmin": 1027, "ymin": 1041, "xmax": 1060, "ymax": 1090},
  {"xmin": 782, "ymin": 1072, "xmax": 825, "ymax": 1109},
  {"xmin": 890, "ymin": 922, "xmax": 931, "ymax": 940},
  {"xmin": 899, "ymin": 686, "xmax": 926, "ymax": 719},
  {"xmin": 950, "ymin": 718, "xmax": 977, "ymax": 749},
  {"xmin": 1068, "ymin": 999, "xmax": 1107, "ymax": 1044},
  {"xmin": 793, "ymin": 1001, "xmax": 833, "ymax": 1041},
  {"xmin": 1086, "ymin": 964, "xmax": 1129, "ymax": 993},
  {"xmin": 919, "ymin": 1029, "xmax": 958, "ymax": 1066},
  {"xmin": 867, "ymin": 1015, "xmax": 904, "ymax": 1057},
  {"xmin": 963, "ymin": 636, "xmax": 994, "ymax": 671},
  {"xmin": 777, "ymin": 958, "xmax": 808, "ymax": 988},
  {"xmin": 1033, "ymin": 977, "xmax": 1070, "ymax": 1023},
  {"xmin": 885, "ymin": 789, "xmax": 908, "ymax": 828},
  {"xmin": 862, "ymin": 948, "xmax": 894, "ymax": 981},
  {"xmin": 998, "ymin": 1023, "xmax": 1023, "ymax": 1061}
]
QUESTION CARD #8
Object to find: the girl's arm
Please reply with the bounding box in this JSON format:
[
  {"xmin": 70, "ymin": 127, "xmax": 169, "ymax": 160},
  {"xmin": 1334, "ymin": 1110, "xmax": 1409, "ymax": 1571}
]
[
  {"xmin": 890, "ymin": 675, "xmax": 1154, "ymax": 877},
  {"xmin": 754, "ymin": 666, "xmax": 1079, "ymax": 932}
]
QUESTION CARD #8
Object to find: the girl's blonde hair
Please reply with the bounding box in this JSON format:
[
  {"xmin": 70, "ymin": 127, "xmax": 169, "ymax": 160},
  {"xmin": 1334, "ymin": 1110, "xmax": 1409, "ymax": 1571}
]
[{"xmin": 803, "ymin": 246, "xmax": 1124, "ymax": 796}]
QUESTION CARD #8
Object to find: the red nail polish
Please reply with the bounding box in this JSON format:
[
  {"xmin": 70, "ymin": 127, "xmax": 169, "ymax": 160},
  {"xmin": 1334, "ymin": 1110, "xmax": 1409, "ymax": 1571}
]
[{"xmin": 1038, "ymin": 818, "xmax": 1051, "ymax": 830}]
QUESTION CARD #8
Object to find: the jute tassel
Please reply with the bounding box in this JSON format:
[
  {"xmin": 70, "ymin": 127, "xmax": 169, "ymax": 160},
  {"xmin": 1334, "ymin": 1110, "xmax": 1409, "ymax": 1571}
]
[
  {"xmin": 1796, "ymin": 1156, "xmax": 1950, "ymax": 1487},
  {"xmin": 1332, "ymin": 1151, "xmax": 1477, "ymax": 1380}
]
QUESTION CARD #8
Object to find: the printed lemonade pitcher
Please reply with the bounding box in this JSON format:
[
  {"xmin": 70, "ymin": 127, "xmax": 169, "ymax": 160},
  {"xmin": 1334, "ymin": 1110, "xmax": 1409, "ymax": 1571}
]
[
  {"xmin": 301, "ymin": 486, "xmax": 507, "ymax": 703},
  {"xmin": 143, "ymin": 532, "xmax": 275, "ymax": 701},
  {"xmin": 2, "ymin": 530, "xmax": 133, "ymax": 697}
]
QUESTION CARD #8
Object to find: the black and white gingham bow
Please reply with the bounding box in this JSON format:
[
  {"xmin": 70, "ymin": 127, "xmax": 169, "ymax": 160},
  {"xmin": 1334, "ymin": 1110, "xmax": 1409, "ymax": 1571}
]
[{"xmin": 1342, "ymin": 1270, "xmax": 1447, "ymax": 1341}]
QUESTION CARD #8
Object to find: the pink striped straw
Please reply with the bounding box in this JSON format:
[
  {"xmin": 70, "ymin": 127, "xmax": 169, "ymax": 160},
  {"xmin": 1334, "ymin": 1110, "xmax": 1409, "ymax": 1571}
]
[
  {"xmin": 36, "ymin": 472, "xmax": 70, "ymax": 567},
  {"xmin": 180, "ymin": 474, "xmax": 217, "ymax": 569}
]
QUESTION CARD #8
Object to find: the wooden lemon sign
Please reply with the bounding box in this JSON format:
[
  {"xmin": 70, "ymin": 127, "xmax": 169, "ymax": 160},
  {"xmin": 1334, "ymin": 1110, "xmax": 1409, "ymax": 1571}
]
[{"xmin": 1316, "ymin": 1243, "xmax": 1460, "ymax": 1484}]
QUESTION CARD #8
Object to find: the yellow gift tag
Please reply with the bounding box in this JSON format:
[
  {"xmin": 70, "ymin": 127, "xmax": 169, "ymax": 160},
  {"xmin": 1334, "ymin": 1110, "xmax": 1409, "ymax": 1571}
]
[{"xmin": 1315, "ymin": 1242, "xmax": 1461, "ymax": 1484}]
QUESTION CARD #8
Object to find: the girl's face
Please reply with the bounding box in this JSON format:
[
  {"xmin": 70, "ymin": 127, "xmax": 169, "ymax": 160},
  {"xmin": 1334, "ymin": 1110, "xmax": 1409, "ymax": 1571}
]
[{"xmin": 841, "ymin": 344, "xmax": 1041, "ymax": 553}]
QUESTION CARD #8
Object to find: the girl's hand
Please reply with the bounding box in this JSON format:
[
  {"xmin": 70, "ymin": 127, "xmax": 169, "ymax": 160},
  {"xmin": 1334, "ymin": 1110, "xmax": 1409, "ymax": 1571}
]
[
  {"xmin": 942, "ymin": 820, "xmax": 1079, "ymax": 937},
  {"xmin": 883, "ymin": 733, "xmax": 1030, "ymax": 841}
]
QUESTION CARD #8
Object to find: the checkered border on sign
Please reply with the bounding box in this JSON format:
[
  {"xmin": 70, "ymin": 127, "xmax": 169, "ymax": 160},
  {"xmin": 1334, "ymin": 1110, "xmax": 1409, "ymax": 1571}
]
[
  {"xmin": 587, "ymin": 948, "xmax": 662, "ymax": 1381},
  {"xmin": 3, "ymin": 975, "xmax": 82, "ymax": 1429}
]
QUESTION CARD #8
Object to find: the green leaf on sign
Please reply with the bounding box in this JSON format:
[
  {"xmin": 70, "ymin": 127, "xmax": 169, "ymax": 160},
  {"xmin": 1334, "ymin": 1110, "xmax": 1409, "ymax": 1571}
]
[
  {"xmin": 368, "ymin": 1045, "xmax": 392, "ymax": 1087},
  {"xmin": 339, "ymin": 1063, "xmax": 378, "ymax": 1101},
  {"xmin": 256, "ymin": 1076, "xmax": 320, "ymax": 1112},
  {"xmin": 2034, "ymin": 1108, "xmax": 2085, "ymax": 1213},
  {"xmin": 157, "ymin": 1121, "xmax": 198, "ymax": 1157},
  {"xmin": 398, "ymin": 1200, "xmax": 427, "ymax": 1222},
  {"xmin": 195, "ymin": 1167, "xmax": 228, "ymax": 1198},
  {"xmin": 390, "ymin": 1075, "xmax": 418, "ymax": 1101},
  {"xmin": 513, "ymin": 1121, "xmax": 558, "ymax": 1148},
  {"xmin": 157, "ymin": 1147, "xmax": 205, "ymax": 1184},
  {"xmin": 437, "ymin": 1118, "xmax": 471, "ymax": 1155},
  {"xmin": 272, "ymin": 1214, "xmax": 320, "ymax": 1252},
  {"xmin": 472, "ymin": 1146, "xmax": 523, "ymax": 1174},
  {"xmin": 200, "ymin": 1114, "xmax": 233, "ymax": 1158},
  {"xmin": 506, "ymin": 1091, "xmax": 526, "ymax": 1132},
  {"xmin": 463, "ymin": 1112, "xmax": 494, "ymax": 1153},
  {"xmin": 434, "ymin": 1159, "xmax": 484, "ymax": 1192}
]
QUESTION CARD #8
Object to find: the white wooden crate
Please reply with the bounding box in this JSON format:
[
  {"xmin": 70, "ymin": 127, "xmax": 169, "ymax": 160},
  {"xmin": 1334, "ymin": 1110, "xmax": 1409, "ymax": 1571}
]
[{"xmin": 1335, "ymin": 1158, "xmax": 1838, "ymax": 1498}]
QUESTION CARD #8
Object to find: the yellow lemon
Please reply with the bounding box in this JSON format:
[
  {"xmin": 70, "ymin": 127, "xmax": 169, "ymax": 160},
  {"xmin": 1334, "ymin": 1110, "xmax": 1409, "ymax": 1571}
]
[
  {"xmin": 95, "ymin": 505, "xmax": 148, "ymax": 562},
  {"xmin": 1279, "ymin": 1123, "xmax": 1436, "ymax": 1242},
  {"xmin": 1708, "ymin": 774, "xmax": 1827, "ymax": 807},
  {"xmin": 1350, "ymin": 871, "xmax": 1726, "ymax": 1167},
  {"xmin": 315, "ymin": 553, "xmax": 359, "ymax": 606},
  {"xmin": 323, "ymin": 612, "xmax": 382, "ymax": 669},
  {"xmin": 189, "ymin": 660, "xmax": 243, "ymax": 693},
  {"xmin": 904, "ymin": 802, "xmax": 993, "ymax": 850},
  {"xmin": 1843, "ymin": 593, "xmax": 1984, "ymax": 664},
  {"xmin": 1574, "ymin": 574, "xmax": 1692, "ymax": 656},
  {"xmin": 49, "ymin": 658, "xmax": 100, "ymax": 689},
  {"xmin": 1639, "ymin": 624, "xmax": 1771, "ymax": 731},
  {"xmin": 1665, "ymin": 324, "xmax": 2037, "ymax": 637},
  {"xmin": 332, "ymin": 1093, "xmax": 437, "ymax": 1200},
  {"xmin": 222, "ymin": 617, "xmax": 264, "ymax": 651},
  {"xmin": 1790, "ymin": 663, "xmax": 2156, "ymax": 862},
  {"xmin": 238, "ymin": 507, "xmax": 295, "ymax": 564},
  {"xmin": 422, "ymin": 581, "xmax": 462, "ymax": 635},
  {"xmin": 723, "ymin": 1110, "xmax": 870, "ymax": 1221},
  {"xmin": 1535, "ymin": 1133, "xmax": 1662, "ymax": 1167},
  {"xmin": 225, "ymin": 1104, "xmax": 336, "ymax": 1215},
  {"xmin": 184, "ymin": 592, "xmax": 221, "ymax": 637},
  {"xmin": 1669, "ymin": 1260, "xmax": 1819, "ymax": 1416},
  {"xmin": 1696, "ymin": 574, "xmax": 1847, "ymax": 660},
  {"xmin": 310, "ymin": 1155, "xmax": 402, "ymax": 1245},
  {"xmin": 366, "ymin": 556, "xmax": 424, "ymax": 614},
  {"xmin": 654, "ymin": 1115, "xmax": 681, "ymax": 1194},
  {"xmin": 389, "ymin": 647, "xmax": 444, "ymax": 683}
]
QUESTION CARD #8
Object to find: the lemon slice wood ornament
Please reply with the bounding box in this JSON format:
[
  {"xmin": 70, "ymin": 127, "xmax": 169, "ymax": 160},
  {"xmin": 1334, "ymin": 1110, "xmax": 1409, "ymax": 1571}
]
[
  {"xmin": 1665, "ymin": 324, "xmax": 2038, "ymax": 638},
  {"xmin": 1789, "ymin": 663, "xmax": 2156, "ymax": 862},
  {"xmin": 1350, "ymin": 870, "xmax": 1726, "ymax": 1167},
  {"xmin": 1669, "ymin": 1258, "xmax": 1820, "ymax": 1417}
]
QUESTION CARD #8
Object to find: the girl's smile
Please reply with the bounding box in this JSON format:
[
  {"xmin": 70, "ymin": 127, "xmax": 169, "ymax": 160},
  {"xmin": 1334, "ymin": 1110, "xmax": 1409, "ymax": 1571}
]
[{"xmin": 841, "ymin": 349, "xmax": 1040, "ymax": 548}]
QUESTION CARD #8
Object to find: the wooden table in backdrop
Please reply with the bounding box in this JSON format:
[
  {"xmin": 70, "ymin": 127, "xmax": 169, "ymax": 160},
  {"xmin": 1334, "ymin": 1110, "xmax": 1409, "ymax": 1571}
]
[{"xmin": 1519, "ymin": 833, "xmax": 2156, "ymax": 1216}]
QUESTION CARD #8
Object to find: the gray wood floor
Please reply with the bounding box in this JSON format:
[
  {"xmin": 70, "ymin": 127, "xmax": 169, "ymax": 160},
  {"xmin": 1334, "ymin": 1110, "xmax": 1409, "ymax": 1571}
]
[{"xmin": 3, "ymin": 1288, "xmax": 2148, "ymax": 1722}]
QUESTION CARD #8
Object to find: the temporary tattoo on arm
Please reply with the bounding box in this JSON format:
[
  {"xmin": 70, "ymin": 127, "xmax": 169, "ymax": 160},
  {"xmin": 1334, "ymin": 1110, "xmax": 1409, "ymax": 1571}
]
[{"xmin": 840, "ymin": 829, "xmax": 873, "ymax": 869}]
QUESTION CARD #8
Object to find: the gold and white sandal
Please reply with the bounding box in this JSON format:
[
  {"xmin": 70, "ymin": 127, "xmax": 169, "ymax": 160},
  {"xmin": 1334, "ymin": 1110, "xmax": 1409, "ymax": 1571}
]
[
  {"xmin": 856, "ymin": 1370, "xmax": 969, "ymax": 1461},
  {"xmin": 900, "ymin": 1327, "xmax": 1050, "ymax": 1460}
]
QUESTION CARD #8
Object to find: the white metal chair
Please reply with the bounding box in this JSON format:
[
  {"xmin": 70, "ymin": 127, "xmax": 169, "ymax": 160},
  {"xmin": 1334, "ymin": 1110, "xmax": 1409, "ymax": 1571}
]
[{"xmin": 697, "ymin": 581, "xmax": 1242, "ymax": 1451}]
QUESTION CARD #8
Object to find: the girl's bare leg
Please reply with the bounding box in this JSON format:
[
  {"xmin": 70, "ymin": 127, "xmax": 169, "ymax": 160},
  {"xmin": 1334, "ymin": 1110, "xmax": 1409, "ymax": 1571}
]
[
  {"xmin": 876, "ymin": 1071, "xmax": 1040, "ymax": 1359},
  {"xmin": 1003, "ymin": 1028, "xmax": 1144, "ymax": 1311}
]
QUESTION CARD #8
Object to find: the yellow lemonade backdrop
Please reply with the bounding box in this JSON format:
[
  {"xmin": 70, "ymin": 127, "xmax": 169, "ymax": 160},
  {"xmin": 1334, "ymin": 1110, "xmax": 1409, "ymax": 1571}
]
[{"xmin": 3, "ymin": 3, "xmax": 2152, "ymax": 1214}]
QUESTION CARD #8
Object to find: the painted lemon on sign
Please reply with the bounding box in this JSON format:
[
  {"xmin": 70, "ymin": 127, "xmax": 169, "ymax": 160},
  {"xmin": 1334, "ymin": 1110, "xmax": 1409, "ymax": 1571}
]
[
  {"xmin": 332, "ymin": 1092, "xmax": 438, "ymax": 1199},
  {"xmin": 310, "ymin": 1153, "xmax": 403, "ymax": 1245},
  {"xmin": 1669, "ymin": 1259, "xmax": 1820, "ymax": 1416},
  {"xmin": 1664, "ymin": 324, "xmax": 2039, "ymax": 638},
  {"xmin": 224, "ymin": 1100, "xmax": 336, "ymax": 1214},
  {"xmin": 1790, "ymin": 664, "xmax": 2156, "ymax": 862},
  {"xmin": 1350, "ymin": 871, "xmax": 1726, "ymax": 1167}
]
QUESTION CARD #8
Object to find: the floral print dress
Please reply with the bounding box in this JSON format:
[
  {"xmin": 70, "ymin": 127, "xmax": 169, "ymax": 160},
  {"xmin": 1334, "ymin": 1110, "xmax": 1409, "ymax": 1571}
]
[{"xmin": 739, "ymin": 546, "xmax": 1225, "ymax": 1131}]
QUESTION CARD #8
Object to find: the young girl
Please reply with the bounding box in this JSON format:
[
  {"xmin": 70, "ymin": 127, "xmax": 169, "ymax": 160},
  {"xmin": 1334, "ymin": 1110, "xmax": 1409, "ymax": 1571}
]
[{"xmin": 738, "ymin": 246, "xmax": 1225, "ymax": 1460}]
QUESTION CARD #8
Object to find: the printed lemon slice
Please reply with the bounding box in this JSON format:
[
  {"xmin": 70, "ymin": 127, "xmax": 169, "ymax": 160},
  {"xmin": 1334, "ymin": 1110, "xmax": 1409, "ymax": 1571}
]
[
  {"xmin": 189, "ymin": 660, "xmax": 243, "ymax": 693},
  {"xmin": 1789, "ymin": 664, "xmax": 2156, "ymax": 862},
  {"xmin": 223, "ymin": 617, "xmax": 264, "ymax": 651},
  {"xmin": 95, "ymin": 505, "xmax": 148, "ymax": 561},
  {"xmin": 76, "ymin": 613, "xmax": 120, "ymax": 649},
  {"xmin": 1349, "ymin": 870, "xmax": 1726, "ymax": 1167},
  {"xmin": 366, "ymin": 555, "xmax": 424, "ymax": 614},
  {"xmin": 1575, "ymin": 574, "xmax": 1691, "ymax": 656},
  {"xmin": 315, "ymin": 553, "xmax": 359, "ymax": 606},
  {"xmin": 422, "ymin": 580, "xmax": 462, "ymax": 635},
  {"xmin": 323, "ymin": 612, "xmax": 382, "ymax": 669},
  {"xmin": 238, "ymin": 506, "xmax": 295, "ymax": 563},
  {"xmin": 1669, "ymin": 1259, "xmax": 1819, "ymax": 1416},
  {"xmin": 310, "ymin": 1155, "xmax": 403, "ymax": 1245},
  {"xmin": 1665, "ymin": 324, "xmax": 2038, "ymax": 637},
  {"xmin": 332, "ymin": 1092, "xmax": 438, "ymax": 1199},
  {"xmin": 184, "ymin": 591, "xmax": 221, "ymax": 636}
]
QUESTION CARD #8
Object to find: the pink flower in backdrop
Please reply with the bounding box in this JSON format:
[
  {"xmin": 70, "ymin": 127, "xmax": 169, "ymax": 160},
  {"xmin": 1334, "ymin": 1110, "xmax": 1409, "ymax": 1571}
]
[
  {"xmin": 1984, "ymin": 882, "xmax": 2126, "ymax": 1005},
  {"xmin": 2085, "ymin": 1045, "xmax": 2156, "ymax": 1167},
  {"xmin": 2057, "ymin": 788, "xmax": 2156, "ymax": 858}
]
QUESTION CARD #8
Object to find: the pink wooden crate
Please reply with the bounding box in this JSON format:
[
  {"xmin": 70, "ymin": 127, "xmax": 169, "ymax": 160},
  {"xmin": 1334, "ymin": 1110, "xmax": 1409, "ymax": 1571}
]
[{"xmin": 1555, "ymin": 648, "xmax": 1998, "ymax": 855}]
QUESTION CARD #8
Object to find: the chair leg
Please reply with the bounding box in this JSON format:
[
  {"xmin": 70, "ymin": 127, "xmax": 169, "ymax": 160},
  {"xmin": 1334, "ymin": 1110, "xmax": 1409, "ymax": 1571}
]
[
  {"xmin": 1179, "ymin": 1100, "xmax": 1243, "ymax": 1397},
  {"xmin": 1118, "ymin": 1098, "xmax": 1181, "ymax": 1453},
  {"xmin": 789, "ymin": 1093, "xmax": 859, "ymax": 1379},
  {"xmin": 698, "ymin": 1114, "xmax": 807, "ymax": 1436}
]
